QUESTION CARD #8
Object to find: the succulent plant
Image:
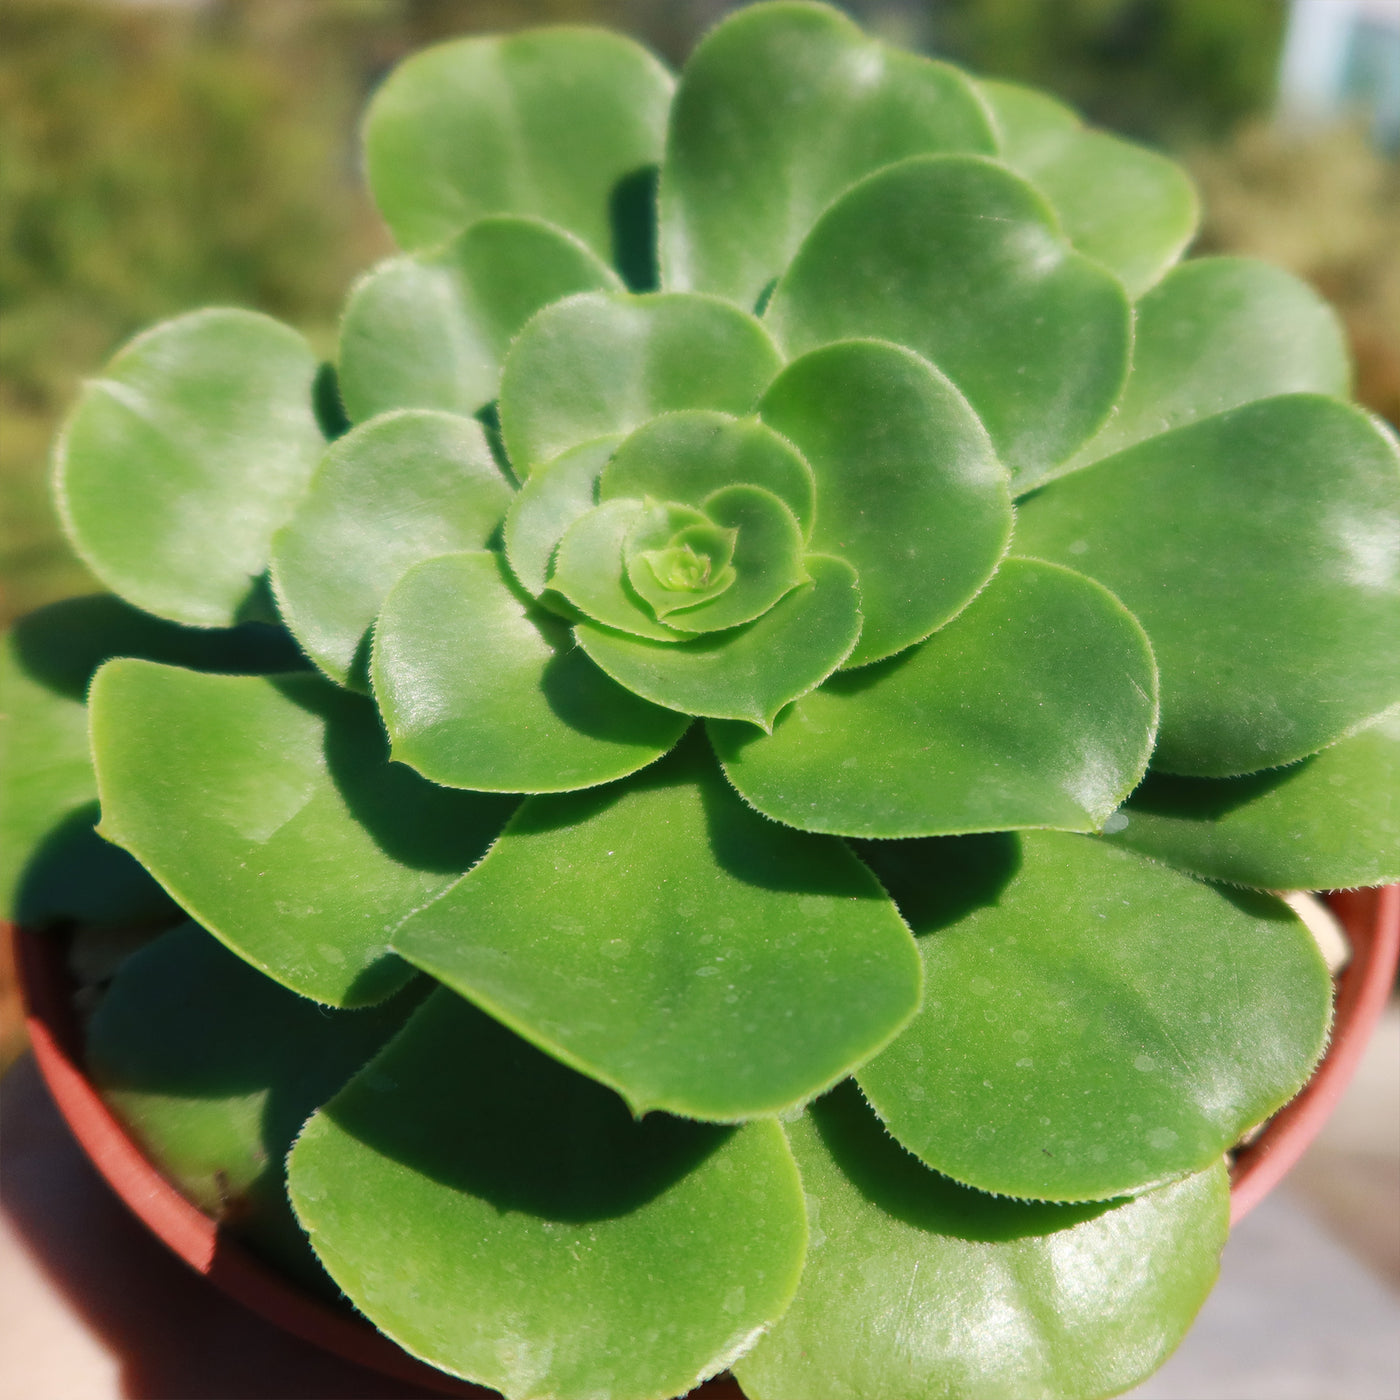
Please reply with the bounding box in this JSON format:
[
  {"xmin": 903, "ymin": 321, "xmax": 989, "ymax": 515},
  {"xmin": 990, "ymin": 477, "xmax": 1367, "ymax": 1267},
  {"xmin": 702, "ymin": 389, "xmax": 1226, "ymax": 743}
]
[{"xmin": 4, "ymin": 4, "xmax": 1399, "ymax": 1398}]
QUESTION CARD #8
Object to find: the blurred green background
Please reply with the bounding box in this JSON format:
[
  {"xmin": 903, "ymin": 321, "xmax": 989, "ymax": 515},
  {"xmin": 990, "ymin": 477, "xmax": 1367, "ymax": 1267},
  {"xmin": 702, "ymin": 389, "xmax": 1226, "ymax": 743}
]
[{"xmin": 3, "ymin": 0, "xmax": 1398, "ymax": 627}]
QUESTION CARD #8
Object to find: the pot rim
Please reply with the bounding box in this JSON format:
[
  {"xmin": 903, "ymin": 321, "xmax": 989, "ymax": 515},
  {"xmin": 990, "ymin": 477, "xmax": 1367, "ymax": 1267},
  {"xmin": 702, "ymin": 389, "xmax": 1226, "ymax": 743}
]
[{"xmin": 9, "ymin": 884, "xmax": 1398, "ymax": 1397}]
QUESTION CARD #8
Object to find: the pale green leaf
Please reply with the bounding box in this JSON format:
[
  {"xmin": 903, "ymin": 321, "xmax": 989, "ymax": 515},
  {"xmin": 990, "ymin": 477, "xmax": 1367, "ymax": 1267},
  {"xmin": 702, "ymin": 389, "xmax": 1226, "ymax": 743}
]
[
  {"xmin": 759, "ymin": 339, "xmax": 1011, "ymax": 666},
  {"xmin": 54, "ymin": 310, "xmax": 323, "ymax": 627},
  {"xmin": 363, "ymin": 28, "xmax": 673, "ymax": 262},
  {"xmin": 337, "ymin": 216, "xmax": 621, "ymax": 424},
  {"xmin": 372, "ymin": 551, "xmax": 689, "ymax": 792},
  {"xmin": 271, "ymin": 410, "xmax": 512, "ymax": 687},
  {"xmin": 498, "ymin": 291, "xmax": 783, "ymax": 476}
]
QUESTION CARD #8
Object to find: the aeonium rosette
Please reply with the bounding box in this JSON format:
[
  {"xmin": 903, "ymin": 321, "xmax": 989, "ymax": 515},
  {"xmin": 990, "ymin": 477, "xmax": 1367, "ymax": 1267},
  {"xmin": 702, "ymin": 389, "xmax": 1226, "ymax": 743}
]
[{"xmin": 4, "ymin": 5, "xmax": 1399, "ymax": 1400}]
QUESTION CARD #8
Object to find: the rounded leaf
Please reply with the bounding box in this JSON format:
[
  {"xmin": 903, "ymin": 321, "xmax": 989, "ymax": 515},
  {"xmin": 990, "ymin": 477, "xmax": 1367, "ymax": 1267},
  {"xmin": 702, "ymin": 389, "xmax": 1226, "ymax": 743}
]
[
  {"xmin": 1104, "ymin": 705, "xmax": 1400, "ymax": 890},
  {"xmin": 576, "ymin": 555, "xmax": 862, "ymax": 728},
  {"xmin": 90, "ymin": 660, "xmax": 514, "ymax": 1007},
  {"xmin": 393, "ymin": 735, "xmax": 920, "ymax": 1119},
  {"xmin": 660, "ymin": 0, "xmax": 996, "ymax": 307},
  {"xmin": 498, "ymin": 291, "xmax": 783, "ymax": 477},
  {"xmin": 549, "ymin": 499, "xmax": 690, "ymax": 641},
  {"xmin": 1059, "ymin": 256, "xmax": 1352, "ymax": 481},
  {"xmin": 855, "ymin": 830, "xmax": 1332, "ymax": 1201},
  {"xmin": 288, "ymin": 991, "xmax": 808, "ymax": 1400},
  {"xmin": 710, "ymin": 558, "xmax": 1158, "ymax": 838},
  {"xmin": 766, "ymin": 155, "xmax": 1131, "ymax": 489},
  {"xmin": 337, "ymin": 216, "xmax": 621, "ymax": 424},
  {"xmin": 1015, "ymin": 394, "xmax": 1400, "ymax": 776},
  {"xmin": 54, "ymin": 309, "xmax": 323, "ymax": 628},
  {"xmin": 363, "ymin": 28, "xmax": 673, "ymax": 261},
  {"xmin": 504, "ymin": 436, "xmax": 623, "ymax": 597},
  {"xmin": 759, "ymin": 339, "xmax": 1011, "ymax": 666},
  {"xmin": 599, "ymin": 411, "xmax": 816, "ymax": 534},
  {"xmin": 736, "ymin": 1084, "xmax": 1229, "ymax": 1400},
  {"xmin": 980, "ymin": 78, "xmax": 1199, "ymax": 299},
  {"xmin": 372, "ymin": 551, "xmax": 689, "ymax": 792},
  {"xmin": 271, "ymin": 410, "xmax": 512, "ymax": 687}
]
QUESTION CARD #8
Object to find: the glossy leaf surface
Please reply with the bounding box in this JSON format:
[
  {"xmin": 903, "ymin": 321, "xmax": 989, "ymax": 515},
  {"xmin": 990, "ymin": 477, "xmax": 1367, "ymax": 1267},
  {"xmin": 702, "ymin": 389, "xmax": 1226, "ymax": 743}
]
[
  {"xmin": 337, "ymin": 216, "xmax": 620, "ymax": 424},
  {"xmin": 89, "ymin": 921, "xmax": 421, "ymax": 1293},
  {"xmin": 363, "ymin": 29, "xmax": 673, "ymax": 260},
  {"xmin": 576, "ymin": 555, "xmax": 861, "ymax": 727},
  {"xmin": 498, "ymin": 292, "xmax": 783, "ymax": 476},
  {"xmin": 393, "ymin": 736, "xmax": 920, "ymax": 1119},
  {"xmin": 1104, "ymin": 706, "xmax": 1400, "ymax": 890},
  {"xmin": 660, "ymin": 0, "xmax": 995, "ymax": 308},
  {"xmin": 599, "ymin": 412, "xmax": 815, "ymax": 534},
  {"xmin": 289, "ymin": 991, "xmax": 808, "ymax": 1400},
  {"xmin": 91, "ymin": 661, "xmax": 515, "ymax": 1006},
  {"xmin": 980, "ymin": 79, "xmax": 1198, "ymax": 299},
  {"xmin": 711, "ymin": 559, "xmax": 1157, "ymax": 838},
  {"xmin": 736, "ymin": 1083, "xmax": 1228, "ymax": 1400},
  {"xmin": 55, "ymin": 310, "xmax": 323, "ymax": 627},
  {"xmin": 271, "ymin": 410, "xmax": 512, "ymax": 686},
  {"xmin": 1, "ymin": 597, "xmax": 300, "ymax": 925},
  {"xmin": 504, "ymin": 436, "xmax": 623, "ymax": 597},
  {"xmin": 855, "ymin": 830, "xmax": 1331, "ymax": 1201},
  {"xmin": 1016, "ymin": 395, "xmax": 1400, "ymax": 776},
  {"xmin": 1061, "ymin": 257, "xmax": 1351, "ymax": 480},
  {"xmin": 759, "ymin": 340, "xmax": 1011, "ymax": 665},
  {"xmin": 766, "ymin": 156, "xmax": 1130, "ymax": 488},
  {"xmin": 372, "ymin": 551, "xmax": 689, "ymax": 792}
]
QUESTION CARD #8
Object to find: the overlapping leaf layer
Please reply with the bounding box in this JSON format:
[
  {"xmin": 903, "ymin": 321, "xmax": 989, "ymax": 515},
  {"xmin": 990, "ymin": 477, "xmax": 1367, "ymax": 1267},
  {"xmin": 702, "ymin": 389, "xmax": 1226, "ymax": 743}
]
[{"xmin": 6, "ymin": 5, "xmax": 1397, "ymax": 1399}]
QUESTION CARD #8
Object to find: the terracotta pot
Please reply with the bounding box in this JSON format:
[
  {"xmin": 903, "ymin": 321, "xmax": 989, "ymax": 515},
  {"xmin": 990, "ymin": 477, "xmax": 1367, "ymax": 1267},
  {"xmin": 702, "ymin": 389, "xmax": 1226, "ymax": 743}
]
[{"xmin": 11, "ymin": 886, "xmax": 1398, "ymax": 1398}]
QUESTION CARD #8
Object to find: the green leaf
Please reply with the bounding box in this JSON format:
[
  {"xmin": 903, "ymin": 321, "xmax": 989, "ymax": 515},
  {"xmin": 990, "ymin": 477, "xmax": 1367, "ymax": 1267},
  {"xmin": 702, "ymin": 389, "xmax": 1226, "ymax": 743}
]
[
  {"xmin": 980, "ymin": 79, "xmax": 1199, "ymax": 299},
  {"xmin": 653, "ymin": 486, "xmax": 808, "ymax": 635},
  {"xmin": 363, "ymin": 28, "xmax": 673, "ymax": 262},
  {"xmin": 393, "ymin": 735, "xmax": 920, "ymax": 1119},
  {"xmin": 1015, "ymin": 395, "xmax": 1400, "ymax": 776},
  {"xmin": 577, "ymin": 556, "xmax": 861, "ymax": 728},
  {"xmin": 90, "ymin": 660, "xmax": 515, "ymax": 1007},
  {"xmin": 623, "ymin": 502, "xmax": 737, "ymax": 619},
  {"xmin": 498, "ymin": 291, "xmax": 783, "ymax": 477},
  {"xmin": 1103, "ymin": 706, "xmax": 1400, "ymax": 890},
  {"xmin": 337, "ymin": 216, "xmax": 621, "ymax": 424},
  {"xmin": 372, "ymin": 551, "xmax": 690, "ymax": 792},
  {"xmin": 271, "ymin": 410, "xmax": 512, "ymax": 687},
  {"xmin": 288, "ymin": 991, "xmax": 808, "ymax": 1400},
  {"xmin": 660, "ymin": 0, "xmax": 995, "ymax": 309},
  {"xmin": 710, "ymin": 558, "xmax": 1157, "ymax": 838},
  {"xmin": 504, "ymin": 436, "xmax": 623, "ymax": 597},
  {"xmin": 1058, "ymin": 257, "xmax": 1352, "ymax": 482},
  {"xmin": 1, "ymin": 596, "xmax": 301, "ymax": 926},
  {"xmin": 759, "ymin": 339, "xmax": 1012, "ymax": 666},
  {"xmin": 599, "ymin": 411, "xmax": 816, "ymax": 535},
  {"xmin": 548, "ymin": 499, "xmax": 690, "ymax": 641},
  {"xmin": 54, "ymin": 310, "xmax": 324, "ymax": 628},
  {"xmin": 735, "ymin": 1083, "xmax": 1228, "ymax": 1400},
  {"xmin": 88, "ymin": 921, "xmax": 422, "ymax": 1295},
  {"xmin": 854, "ymin": 830, "xmax": 1332, "ymax": 1201},
  {"xmin": 766, "ymin": 156, "xmax": 1130, "ymax": 490}
]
